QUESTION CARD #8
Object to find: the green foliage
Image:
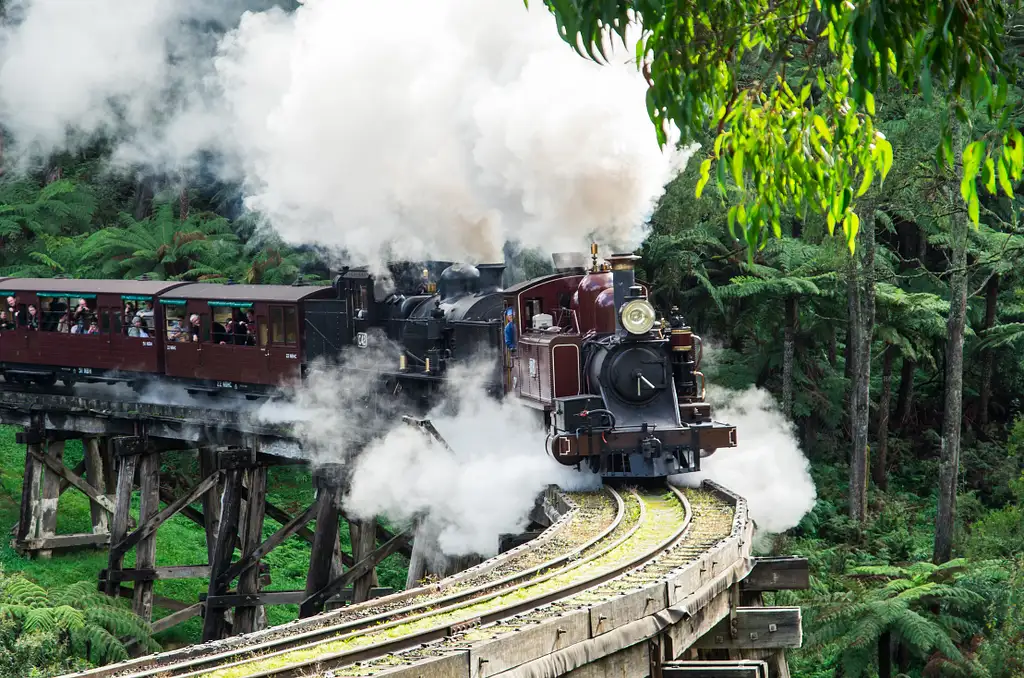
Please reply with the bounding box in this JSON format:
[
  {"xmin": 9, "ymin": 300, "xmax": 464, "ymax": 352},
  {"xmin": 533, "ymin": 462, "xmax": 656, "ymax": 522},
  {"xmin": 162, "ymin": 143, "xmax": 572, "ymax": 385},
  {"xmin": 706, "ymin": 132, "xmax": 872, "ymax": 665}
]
[
  {"xmin": 533, "ymin": 0, "xmax": 1021, "ymax": 255},
  {"xmin": 0, "ymin": 570, "xmax": 158, "ymax": 672}
]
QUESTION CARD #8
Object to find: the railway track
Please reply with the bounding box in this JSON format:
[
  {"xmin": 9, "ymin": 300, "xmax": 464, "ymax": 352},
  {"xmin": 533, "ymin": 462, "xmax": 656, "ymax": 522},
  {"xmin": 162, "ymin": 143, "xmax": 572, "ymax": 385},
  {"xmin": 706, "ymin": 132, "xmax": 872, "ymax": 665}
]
[{"xmin": 71, "ymin": 481, "xmax": 751, "ymax": 678}]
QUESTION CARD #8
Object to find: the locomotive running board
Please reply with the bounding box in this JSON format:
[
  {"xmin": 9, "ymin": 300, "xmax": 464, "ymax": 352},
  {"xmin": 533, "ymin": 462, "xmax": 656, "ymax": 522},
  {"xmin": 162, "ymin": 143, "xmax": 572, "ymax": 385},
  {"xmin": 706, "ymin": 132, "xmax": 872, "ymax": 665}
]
[{"xmin": 401, "ymin": 416, "xmax": 454, "ymax": 452}]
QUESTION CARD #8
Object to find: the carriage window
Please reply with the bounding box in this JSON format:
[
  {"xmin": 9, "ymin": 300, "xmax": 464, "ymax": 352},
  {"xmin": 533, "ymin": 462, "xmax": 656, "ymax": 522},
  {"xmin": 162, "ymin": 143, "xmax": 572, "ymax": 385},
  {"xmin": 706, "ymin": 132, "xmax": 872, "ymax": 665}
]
[
  {"xmin": 209, "ymin": 303, "xmax": 255, "ymax": 346},
  {"xmin": 284, "ymin": 307, "xmax": 297, "ymax": 344},
  {"xmin": 101, "ymin": 311, "xmax": 110, "ymax": 333},
  {"xmin": 164, "ymin": 306, "xmax": 189, "ymax": 342},
  {"xmin": 270, "ymin": 306, "xmax": 297, "ymax": 345},
  {"xmin": 271, "ymin": 307, "xmax": 284, "ymax": 344},
  {"xmin": 39, "ymin": 296, "xmax": 70, "ymax": 332}
]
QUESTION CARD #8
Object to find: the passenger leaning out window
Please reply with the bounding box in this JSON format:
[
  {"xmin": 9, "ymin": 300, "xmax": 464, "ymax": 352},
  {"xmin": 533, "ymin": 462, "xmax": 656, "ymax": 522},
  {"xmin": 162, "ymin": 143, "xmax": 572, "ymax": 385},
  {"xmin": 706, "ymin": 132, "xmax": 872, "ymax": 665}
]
[
  {"xmin": 25, "ymin": 305, "xmax": 39, "ymax": 331},
  {"xmin": 188, "ymin": 314, "xmax": 200, "ymax": 343}
]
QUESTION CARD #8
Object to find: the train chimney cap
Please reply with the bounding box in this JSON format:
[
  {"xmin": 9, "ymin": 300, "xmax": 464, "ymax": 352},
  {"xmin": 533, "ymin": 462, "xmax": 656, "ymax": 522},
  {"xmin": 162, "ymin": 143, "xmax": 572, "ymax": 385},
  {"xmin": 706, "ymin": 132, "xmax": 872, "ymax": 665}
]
[{"xmin": 607, "ymin": 253, "xmax": 641, "ymax": 271}]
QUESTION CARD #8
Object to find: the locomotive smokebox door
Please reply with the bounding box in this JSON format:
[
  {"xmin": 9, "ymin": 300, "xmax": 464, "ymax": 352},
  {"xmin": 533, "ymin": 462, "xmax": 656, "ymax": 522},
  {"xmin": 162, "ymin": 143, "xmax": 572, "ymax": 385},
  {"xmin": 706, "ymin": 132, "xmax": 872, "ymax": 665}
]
[{"xmin": 554, "ymin": 395, "xmax": 606, "ymax": 433}]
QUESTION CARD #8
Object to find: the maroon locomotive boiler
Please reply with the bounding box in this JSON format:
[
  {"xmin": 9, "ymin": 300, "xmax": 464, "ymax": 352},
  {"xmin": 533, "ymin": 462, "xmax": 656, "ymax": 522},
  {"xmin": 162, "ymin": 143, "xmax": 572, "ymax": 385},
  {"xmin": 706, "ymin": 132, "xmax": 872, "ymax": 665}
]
[{"xmin": 502, "ymin": 248, "xmax": 736, "ymax": 478}]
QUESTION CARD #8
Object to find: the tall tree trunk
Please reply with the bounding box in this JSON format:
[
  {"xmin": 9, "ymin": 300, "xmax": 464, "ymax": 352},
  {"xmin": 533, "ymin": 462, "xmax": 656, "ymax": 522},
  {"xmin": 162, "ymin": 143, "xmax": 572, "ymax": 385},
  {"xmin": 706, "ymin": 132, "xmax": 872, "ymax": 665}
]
[
  {"xmin": 873, "ymin": 346, "xmax": 894, "ymax": 490},
  {"xmin": 979, "ymin": 274, "xmax": 999, "ymax": 427},
  {"xmin": 782, "ymin": 296, "xmax": 798, "ymax": 416},
  {"xmin": 847, "ymin": 209, "xmax": 873, "ymax": 523},
  {"xmin": 828, "ymin": 328, "xmax": 837, "ymax": 366},
  {"xmin": 934, "ymin": 128, "xmax": 970, "ymax": 566},
  {"xmin": 852, "ymin": 208, "xmax": 875, "ymax": 521},
  {"xmin": 895, "ymin": 358, "xmax": 916, "ymax": 426},
  {"xmin": 878, "ymin": 630, "xmax": 892, "ymax": 678}
]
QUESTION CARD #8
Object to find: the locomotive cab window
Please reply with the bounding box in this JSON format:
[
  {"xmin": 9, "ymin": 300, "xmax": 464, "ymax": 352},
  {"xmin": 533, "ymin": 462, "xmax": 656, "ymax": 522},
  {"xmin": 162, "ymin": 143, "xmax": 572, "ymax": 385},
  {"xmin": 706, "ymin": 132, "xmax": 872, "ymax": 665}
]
[
  {"xmin": 270, "ymin": 306, "xmax": 298, "ymax": 345},
  {"xmin": 524, "ymin": 298, "xmax": 543, "ymax": 330}
]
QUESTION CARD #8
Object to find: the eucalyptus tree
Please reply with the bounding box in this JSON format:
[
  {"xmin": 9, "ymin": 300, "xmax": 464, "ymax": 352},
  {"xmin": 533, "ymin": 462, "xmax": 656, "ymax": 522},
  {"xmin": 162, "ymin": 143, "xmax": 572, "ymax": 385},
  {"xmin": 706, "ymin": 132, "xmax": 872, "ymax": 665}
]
[{"xmin": 531, "ymin": 0, "xmax": 1022, "ymax": 256}]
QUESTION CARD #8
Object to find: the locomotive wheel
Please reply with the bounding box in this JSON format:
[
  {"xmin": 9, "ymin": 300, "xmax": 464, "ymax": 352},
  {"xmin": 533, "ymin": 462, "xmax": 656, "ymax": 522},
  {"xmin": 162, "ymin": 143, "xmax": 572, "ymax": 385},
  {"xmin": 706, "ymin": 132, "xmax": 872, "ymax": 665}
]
[{"xmin": 62, "ymin": 377, "xmax": 77, "ymax": 387}]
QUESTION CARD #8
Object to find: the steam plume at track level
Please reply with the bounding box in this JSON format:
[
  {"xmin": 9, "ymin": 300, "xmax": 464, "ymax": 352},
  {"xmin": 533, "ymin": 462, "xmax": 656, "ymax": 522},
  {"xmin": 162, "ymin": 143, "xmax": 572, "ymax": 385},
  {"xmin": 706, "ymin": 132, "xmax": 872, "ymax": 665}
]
[
  {"xmin": 670, "ymin": 386, "xmax": 817, "ymax": 535},
  {"xmin": 0, "ymin": 0, "xmax": 694, "ymax": 266}
]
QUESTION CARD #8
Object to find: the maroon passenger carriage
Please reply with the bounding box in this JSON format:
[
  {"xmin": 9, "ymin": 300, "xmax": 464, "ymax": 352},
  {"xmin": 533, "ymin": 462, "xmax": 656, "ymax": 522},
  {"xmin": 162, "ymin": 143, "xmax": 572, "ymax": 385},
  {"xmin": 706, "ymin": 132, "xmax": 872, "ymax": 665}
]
[
  {"xmin": 0, "ymin": 278, "xmax": 334, "ymax": 395},
  {"xmin": 0, "ymin": 278, "xmax": 186, "ymax": 386}
]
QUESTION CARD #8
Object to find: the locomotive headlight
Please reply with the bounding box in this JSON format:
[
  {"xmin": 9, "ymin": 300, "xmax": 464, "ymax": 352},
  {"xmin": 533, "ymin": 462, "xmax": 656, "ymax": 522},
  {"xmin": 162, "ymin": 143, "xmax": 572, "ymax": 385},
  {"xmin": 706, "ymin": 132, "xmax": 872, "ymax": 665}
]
[{"xmin": 621, "ymin": 299, "xmax": 656, "ymax": 335}]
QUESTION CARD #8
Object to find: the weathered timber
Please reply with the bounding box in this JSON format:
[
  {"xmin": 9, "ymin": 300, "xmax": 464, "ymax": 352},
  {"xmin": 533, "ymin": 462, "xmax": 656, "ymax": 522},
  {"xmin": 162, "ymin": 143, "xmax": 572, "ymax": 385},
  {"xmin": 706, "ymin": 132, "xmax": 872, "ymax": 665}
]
[
  {"xmin": 112, "ymin": 472, "xmax": 221, "ymax": 557},
  {"xmin": 84, "ymin": 437, "xmax": 112, "ymax": 533},
  {"xmin": 263, "ymin": 500, "xmax": 315, "ymax": 545},
  {"xmin": 17, "ymin": 441, "xmax": 42, "ymax": 543},
  {"xmin": 105, "ymin": 453, "xmax": 138, "ymax": 596},
  {"xmin": 150, "ymin": 603, "xmax": 204, "ymax": 634},
  {"xmin": 99, "ymin": 565, "xmax": 212, "ymax": 582},
  {"xmin": 36, "ymin": 440, "xmax": 65, "ymax": 558},
  {"xmin": 217, "ymin": 499, "xmax": 319, "ymax": 586},
  {"xmin": 202, "ymin": 467, "xmax": 244, "ymax": 642},
  {"xmin": 199, "ymin": 447, "xmax": 222, "ymax": 565},
  {"xmin": 133, "ymin": 452, "xmax": 160, "ymax": 621},
  {"xmin": 28, "ymin": 446, "xmax": 115, "ymax": 515},
  {"xmin": 740, "ymin": 558, "xmax": 809, "ymax": 592},
  {"xmin": 300, "ymin": 470, "xmax": 343, "ymax": 618},
  {"xmin": 203, "ymin": 588, "xmax": 395, "ymax": 608},
  {"xmin": 694, "ymin": 608, "xmax": 802, "ymax": 651},
  {"xmin": 661, "ymin": 661, "xmax": 768, "ymax": 678},
  {"xmin": 349, "ymin": 517, "xmax": 378, "ymax": 603},
  {"xmin": 57, "ymin": 459, "xmax": 87, "ymax": 495},
  {"xmin": 18, "ymin": 533, "xmax": 109, "ymax": 550},
  {"xmin": 303, "ymin": 529, "xmax": 412, "ymax": 612},
  {"xmin": 234, "ymin": 466, "xmax": 268, "ymax": 634}
]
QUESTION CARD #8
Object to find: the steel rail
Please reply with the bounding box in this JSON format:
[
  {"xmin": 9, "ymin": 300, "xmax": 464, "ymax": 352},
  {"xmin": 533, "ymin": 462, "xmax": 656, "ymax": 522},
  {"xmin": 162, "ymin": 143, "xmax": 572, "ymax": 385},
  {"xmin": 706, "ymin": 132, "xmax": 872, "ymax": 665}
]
[{"xmin": 186, "ymin": 487, "xmax": 687, "ymax": 678}]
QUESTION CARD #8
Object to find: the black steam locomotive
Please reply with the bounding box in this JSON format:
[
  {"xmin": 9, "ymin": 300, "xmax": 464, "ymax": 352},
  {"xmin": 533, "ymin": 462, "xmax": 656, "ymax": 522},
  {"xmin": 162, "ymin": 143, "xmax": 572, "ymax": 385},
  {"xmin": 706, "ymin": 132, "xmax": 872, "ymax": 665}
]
[{"xmin": 304, "ymin": 247, "xmax": 736, "ymax": 478}]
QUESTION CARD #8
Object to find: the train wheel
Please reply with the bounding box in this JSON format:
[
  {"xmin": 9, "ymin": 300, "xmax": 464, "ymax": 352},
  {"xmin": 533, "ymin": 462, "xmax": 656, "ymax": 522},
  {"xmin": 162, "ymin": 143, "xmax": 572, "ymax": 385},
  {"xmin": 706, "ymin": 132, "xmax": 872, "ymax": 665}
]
[
  {"xmin": 61, "ymin": 377, "xmax": 77, "ymax": 387},
  {"xmin": 34, "ymin": 374, "xmax": 57, "ymax": 388}
]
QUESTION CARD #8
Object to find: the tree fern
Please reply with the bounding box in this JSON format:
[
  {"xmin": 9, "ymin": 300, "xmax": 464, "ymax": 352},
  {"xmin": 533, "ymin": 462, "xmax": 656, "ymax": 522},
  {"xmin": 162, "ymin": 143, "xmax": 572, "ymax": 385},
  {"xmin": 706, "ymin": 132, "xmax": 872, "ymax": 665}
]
[{"xmin": 0, "ymin": 570, "xmax": 158, "ymax": 668}]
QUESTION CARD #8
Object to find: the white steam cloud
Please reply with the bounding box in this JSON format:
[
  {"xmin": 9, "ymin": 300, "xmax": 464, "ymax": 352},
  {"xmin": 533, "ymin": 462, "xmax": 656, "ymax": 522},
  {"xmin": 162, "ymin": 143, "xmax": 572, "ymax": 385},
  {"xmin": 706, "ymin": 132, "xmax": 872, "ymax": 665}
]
[
  {"xmin": 0, "ymin": 0, "xmax": 693, "ymax": 266},
  {"xmin": 345, "ymin": 364, "xmax": 596, "ymax": 556},
  {"xmin": 671, "ymin": 385, "xmax": 817, "ymax": 535},
  {"xmin": 259, "ymin": 346, "xmax": 597, "ymax": 559}
]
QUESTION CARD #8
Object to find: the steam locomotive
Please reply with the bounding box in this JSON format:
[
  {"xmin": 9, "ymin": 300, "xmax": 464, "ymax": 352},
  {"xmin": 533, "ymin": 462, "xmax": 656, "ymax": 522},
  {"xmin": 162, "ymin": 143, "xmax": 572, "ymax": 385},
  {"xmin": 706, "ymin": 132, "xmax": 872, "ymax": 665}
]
[
  {"xmin": 307, "ymin": 246, "xmax": 737, "ymax": 478},
  {"xmin": 0, "ymin": 247, "xmax": 735, "ymax": 479}
]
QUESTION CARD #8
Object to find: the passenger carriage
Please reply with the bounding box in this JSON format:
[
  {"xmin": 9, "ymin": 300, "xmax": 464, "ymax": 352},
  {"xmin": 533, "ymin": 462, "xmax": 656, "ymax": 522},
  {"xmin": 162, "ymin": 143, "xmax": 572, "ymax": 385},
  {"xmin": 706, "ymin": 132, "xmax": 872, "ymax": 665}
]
[{"xmin": 0, "ymin": 279, "xmax": 187, "ymax": 386}]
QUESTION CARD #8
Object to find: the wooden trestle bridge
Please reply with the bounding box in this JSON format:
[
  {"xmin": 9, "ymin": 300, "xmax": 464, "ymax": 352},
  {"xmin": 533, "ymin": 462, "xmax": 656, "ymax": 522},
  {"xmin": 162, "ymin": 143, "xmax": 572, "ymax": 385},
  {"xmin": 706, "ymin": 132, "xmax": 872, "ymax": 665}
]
[{"xmin": 0, "ymin": 389, "xmax": 809, "ymax": 678}]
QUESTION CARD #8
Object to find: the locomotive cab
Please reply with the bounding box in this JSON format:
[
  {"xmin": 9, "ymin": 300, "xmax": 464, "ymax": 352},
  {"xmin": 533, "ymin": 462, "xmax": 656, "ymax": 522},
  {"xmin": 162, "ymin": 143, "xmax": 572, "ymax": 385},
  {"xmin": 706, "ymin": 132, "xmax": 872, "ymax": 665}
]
[{"xmin": 509, "ymin": 249, "xmax": 737, "ymax": 478}]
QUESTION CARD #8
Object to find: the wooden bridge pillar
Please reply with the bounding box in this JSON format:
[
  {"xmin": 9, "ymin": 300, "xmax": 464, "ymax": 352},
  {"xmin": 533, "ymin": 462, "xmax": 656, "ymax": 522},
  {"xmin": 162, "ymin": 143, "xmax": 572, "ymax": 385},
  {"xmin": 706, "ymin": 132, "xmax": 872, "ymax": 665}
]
[
  {"xmin": 15, "ymin": 417, "xmax": 113, "ymax": 557},
  {"xmin": 300, "ymin": 464, "xmax": 343, "ymax": 618}
]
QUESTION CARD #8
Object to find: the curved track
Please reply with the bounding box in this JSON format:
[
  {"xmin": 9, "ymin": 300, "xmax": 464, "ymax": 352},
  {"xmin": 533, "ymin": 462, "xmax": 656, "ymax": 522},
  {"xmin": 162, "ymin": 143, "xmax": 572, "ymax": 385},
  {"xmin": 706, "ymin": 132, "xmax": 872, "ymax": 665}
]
[{"xmin": 68, "ymin": 481, "xmax": 753, "ymax": 678}]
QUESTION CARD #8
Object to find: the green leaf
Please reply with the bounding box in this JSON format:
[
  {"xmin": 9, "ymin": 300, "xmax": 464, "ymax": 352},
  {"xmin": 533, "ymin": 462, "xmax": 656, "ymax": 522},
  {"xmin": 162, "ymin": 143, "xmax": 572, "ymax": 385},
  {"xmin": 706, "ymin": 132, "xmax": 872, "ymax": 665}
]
[
  {"xmin": 968, "ymin": 191, "xmax": 980, "ymax": 224},
  {"xmin": 813, "ymin": 115, "xmax": 832, "ymax": 143},
  {"xmin": 845, "ymin": 211, "xmax": 860, "ymax": 251},
  {"xmin": 998, "ymin": 156, "xmax": 1014, "ymax": 197},
  {"xmin": 732, "ymin": 148, "xmax": 745, "ymax": 187},
  {"xmin": 695, "ymin": 158, "xmax": 713, "ymax": 198},
  {"xmin": 983, "ymin": 157, "xmax": 996, "ymax": 193},
  {"xmin": 857, "ymin": 165, "xmax": 874, "ymax": 197},
  {"xmin": 876, "ymin": 137, "xmax": 893, "ymax": 182}
]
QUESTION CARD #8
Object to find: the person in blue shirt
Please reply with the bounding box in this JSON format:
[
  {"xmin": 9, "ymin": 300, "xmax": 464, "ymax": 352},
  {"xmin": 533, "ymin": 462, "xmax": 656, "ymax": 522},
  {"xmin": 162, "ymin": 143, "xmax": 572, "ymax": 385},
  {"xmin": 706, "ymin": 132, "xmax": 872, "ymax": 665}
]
[{"xmin": 504, "ymin": 307, "xmax": 516, "ymax": 352}]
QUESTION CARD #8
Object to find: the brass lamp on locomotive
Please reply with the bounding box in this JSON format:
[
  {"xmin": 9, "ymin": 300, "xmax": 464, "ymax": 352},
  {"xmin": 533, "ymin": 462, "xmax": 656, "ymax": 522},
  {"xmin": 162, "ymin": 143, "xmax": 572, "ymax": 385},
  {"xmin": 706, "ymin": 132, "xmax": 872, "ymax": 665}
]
[{"xmin": 504, "ymin": 247, "xmax": 736, "ymax": 478}]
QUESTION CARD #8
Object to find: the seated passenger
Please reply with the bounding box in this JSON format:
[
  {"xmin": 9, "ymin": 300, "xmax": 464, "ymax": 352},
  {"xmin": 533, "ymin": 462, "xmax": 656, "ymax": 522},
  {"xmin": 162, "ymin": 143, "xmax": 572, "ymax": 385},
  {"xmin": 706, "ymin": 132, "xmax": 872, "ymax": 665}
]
[
  {"xmin": 70, "ymin": 320, "xmax": 84, "ymax": 334},
  {"xmin": 0, "ymin": 311, "xmax": 13, "ymax": 331},
  {"xmin": 86, "ymin": 321, "xmax": 100, "ymax": 335},
  {"xmin": 57, "ymin": 312, "xmax": 71, "ymax": 333},
  {"xmin": 128, "ymin": 317, "xmax": 149, "ymax": 338}
]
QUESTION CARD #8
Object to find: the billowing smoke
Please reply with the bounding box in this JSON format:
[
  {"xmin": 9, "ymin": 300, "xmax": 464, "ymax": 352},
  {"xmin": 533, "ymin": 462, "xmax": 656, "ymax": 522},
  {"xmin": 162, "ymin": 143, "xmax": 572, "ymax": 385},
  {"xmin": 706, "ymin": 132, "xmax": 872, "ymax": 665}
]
[
  {"xmin": 258, "ymin": 348, "xmax": 596, "ymax": 558},
  {"xmin": 671, "ymin": 385, "xmax": 817, "ymax": 535},
  {"xmin": 0, "ymin": 0, "xmax": 692, "ymax": 266},
  {"xmin": 344, "ymin": 361, "xmax": 597, "ymax": 556}
]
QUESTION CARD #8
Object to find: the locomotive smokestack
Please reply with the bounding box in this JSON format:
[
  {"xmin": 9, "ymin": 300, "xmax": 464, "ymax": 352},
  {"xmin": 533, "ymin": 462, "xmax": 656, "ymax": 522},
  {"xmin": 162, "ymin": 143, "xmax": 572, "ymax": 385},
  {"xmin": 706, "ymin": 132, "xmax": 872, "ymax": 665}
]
[
  {"xmin": 607, "ymin": 253, "xmax": 641, "ymax": 334},
  {"xmin": 477, "ymin": 263, "xmax": 505, "ymax": 292}
]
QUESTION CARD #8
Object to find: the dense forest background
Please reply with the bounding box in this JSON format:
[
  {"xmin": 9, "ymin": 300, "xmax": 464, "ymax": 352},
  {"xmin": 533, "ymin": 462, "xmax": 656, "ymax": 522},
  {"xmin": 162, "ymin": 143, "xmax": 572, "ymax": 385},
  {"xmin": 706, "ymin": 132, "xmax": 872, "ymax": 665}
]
[{"xmin": 1, "ymin": 5, "xmax": 1024, "ymax": 678}]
